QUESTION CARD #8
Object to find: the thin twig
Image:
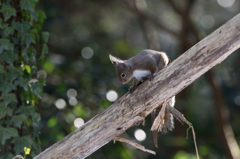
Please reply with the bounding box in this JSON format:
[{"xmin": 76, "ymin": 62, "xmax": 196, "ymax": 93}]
[
  {"xmin": 114, "ymin": 137, "xmax": 156, "ymax": 155},
  {"xmin": 167, "ymin": 106, "xmax": 200, "ymax": 159}
]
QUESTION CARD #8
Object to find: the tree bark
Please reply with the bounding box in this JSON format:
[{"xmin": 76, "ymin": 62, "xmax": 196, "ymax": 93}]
[{"xmin": 35, "ymin": 13, "xmax": 240, "ymax": 159}]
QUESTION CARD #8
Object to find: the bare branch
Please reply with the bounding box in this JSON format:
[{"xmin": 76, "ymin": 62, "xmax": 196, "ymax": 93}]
[{"xmin": 34, "ymin": 13, "xmax": 240, "ymax": 159}]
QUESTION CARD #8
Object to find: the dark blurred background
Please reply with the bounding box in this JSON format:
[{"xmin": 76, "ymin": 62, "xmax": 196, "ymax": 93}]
[{"xmin": 36, "ymin": 0, "xmax": 240, "ymax": 158}]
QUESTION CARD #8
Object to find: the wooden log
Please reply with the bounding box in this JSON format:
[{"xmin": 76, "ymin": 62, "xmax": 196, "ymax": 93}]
[{"xmin": 34, "ymin": 13, "xmax": 240, "ymax": 159}]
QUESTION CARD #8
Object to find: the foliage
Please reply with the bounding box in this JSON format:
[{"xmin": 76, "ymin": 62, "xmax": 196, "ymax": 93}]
[{"xmin": 0, "ymin": 0, "xmax": 48, "ymax": 158}]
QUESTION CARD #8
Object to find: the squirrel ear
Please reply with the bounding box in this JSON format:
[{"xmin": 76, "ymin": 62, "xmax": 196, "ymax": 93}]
[
  {"xmin": 118, "ymin": 63, "xmax": 131, "ymax": 70},
  {"xmin": 109, "ymin": 54, "xmax": 123, "ymax": 66}
]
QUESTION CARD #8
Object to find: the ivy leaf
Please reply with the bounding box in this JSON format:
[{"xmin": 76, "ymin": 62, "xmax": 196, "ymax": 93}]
[
  {"xmin": 39, "ymin": 43, "xmax": 48, "ymax": 60},
  {"xmin": 0, "ymin": 126, "xmax": 19, "ymax": 145},
  {"xmin": 11, "ymin": 136, "xmax": 31, "ymax": 154},
  {"xmin": 10, "ymin": 114, "xmax": 27, "ymax": 128},
  {"xmin": 0, "ymin": 102, "xmax": 13, "ymax": 119},
  {"xmin": 0, "ymin": 82, "xmax": 16, "ymax": 93},
  {"xmin": 0, "ymin": 65, "xmax": 5, "ymax": 73},
  {"xmin": 0, "ymin": 50, "xmax": 18, "ymax": 64},
  {"xmin": 38, "ymin": 10, "xmax": 47, "ymax": 24},
  {"xmin": 23, "ymin": 32, "xmax": 35, "ymax": 49},
  {"xmin": 31, "ymin": 82, "xmax": 42, "ymax": 98},
  {"xmin": 0, "ymin": 38, "xmax": 14, "ymax": 53},
  {"xmin": 12, "ymin": 21, "xmax": 31, "ymax": 35},
  {"xmin": 16, "ymin": 105, "xmax": 34, "ymax": 117},
  {"xmin": 0, "ymin": 93, "xmax": 18, "ymax": 106},
  {"xmin": 22, "ymin": 65, "xmax": 31, "ymax": 74},
  {"xmin": 30, "ymin": 9, "xmax": 39, "ymax": 21},
  {"xmin": 20, "ymin": 0, "xmax": 37, "ymax": 12},
  {"xmin": 6, "ymin": 64, "xmax": 22, "ymax": 81},
  {"xmin": 29, "ymin": 29, "xmax": 39, "ymax": 44},
  {"xmin": 14, "ymin": 77, "xmax": 29, "ymax": 90},
  {"xmin": 33, "ymin": 23, "xmax": 42, "ymax": 32},
  {"xmin": 0, "ymin": 5, "xmax": 16, "ymax": 22},
  {"xmin": 41, "ymin": 32, "xmax": 49, "ymax": 43},
  {"xmin": 32, "ymin": 113, "xmax": 41, "ymax": 135},
  {"xmin": 2, "ymin": 26, "xmax": 14, "ymax": 37},
  {"xmin": 0, "ymin": 22, "xmax": 14, "ymax": 37}
]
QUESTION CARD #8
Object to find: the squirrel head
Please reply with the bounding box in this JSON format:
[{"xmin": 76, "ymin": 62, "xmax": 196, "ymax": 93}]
[{"xmin": 109, "ymin": 54, "xmax": 133, "ymax": 84}]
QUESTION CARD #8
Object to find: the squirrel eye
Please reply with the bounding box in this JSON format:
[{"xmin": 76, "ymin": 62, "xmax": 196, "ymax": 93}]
[{"xmin": 121, "ymin": 73, "xmax": 126, "ymax": 78}]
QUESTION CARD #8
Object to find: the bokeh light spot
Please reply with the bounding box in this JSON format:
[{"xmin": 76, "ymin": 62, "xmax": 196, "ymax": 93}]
[
  {"xmin": 67, "ymin": 88, "xmax": 77, "ymax": 98},
  {"xmin": 201, "ymin": 15, "xmax": 215, "ymax": 29},
  {"xmin": 55, "ymin": 98, "xmax": 66, "ymax": 109},
  {"xmin": 217, "ymin": 0, "xmax": 235, "ymax": 8},
  {"xmin": 81, "ymin": 47, "xmax": 94, "ymax": 59},
  {"xmin": 134, "ymin": 129, "xmax": 146, "ymax": 141},
  {"xmin": 37, "ymin": 70, "xmax": 47, "ymax": 79},
  {"xmin": 106, "ymin": 90, "xmax": 118, "ymax": 102},
  {"xmin": 43, "ymin": 60, "xmax": 55, "ymax": 73},
  {"xmin": 74, "ymin": 118, "xmax": 84, "ymax": 128},
  {"xmin": 65, "ymin": 113, "xmax": 75, "ymax": 124},
  {"xmin": 47, "ymin": 117, "xmax": 58, "ymax": 127},
  {"xmin": 69, "ymin": 98, "xmax": 78, "ymax": 106},
  {"xmin": 29, "ymin": 79, "xmax": 38, "ymax": 84},
  {"xmin": 234, "ymin": 96, "xmax": 240, "ymax": 106}
]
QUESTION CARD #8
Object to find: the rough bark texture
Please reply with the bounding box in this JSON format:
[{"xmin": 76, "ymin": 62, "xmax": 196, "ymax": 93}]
[{"xmin": 35, "ymin": 13, "xmax": 240, "ymax": 159}]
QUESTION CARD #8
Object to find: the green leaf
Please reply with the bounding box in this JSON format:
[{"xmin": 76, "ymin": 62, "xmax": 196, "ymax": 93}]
[
  {"xmin": 11, "ymin": 136, "xmax": 31, "ymax": 154},
  {"xmin": 0, "ymin": 5, "xmax": 16, "ymax": 22},
  {"xmin": 33, "ymin": 23, "xmax": 42, "ymax": 32},
  {"xmin": 0, "ymin": 38, "xmax": 14, "ymax": 53},
  {"xmin": 11, "ymin": 37, "xmax": 19, "ymax": 45},
  {"xmin": 41, "ymin": 32, "xmax": 49, "ymax": 43},
  {"xmin": 0, "ymin": 126, "xmax": 19, "ymax": 145},
  {"xmin": 0, "ymin": 93, "xmax": 17, "ymax": 106},
  {"xmin": 38, "ymin": 10, "xmax": 47, "ymax": 24},
  {"xmin": 22, "ymin": 49, "xmax": 31, "ymax": 62},
  {"xmin": 23, "ymin": 32, "xmax": 35, "ymax": 49},
  {"xmin": 32, "ymin": 113, "xmax": 41, "ymax": 135},
  {"xmin": 0, "ymin": 102, "xmax": 13, "ymax": 119},
  {"xmin": 0, "ymin": 65, "xmax": 5, "ymax": 73},
  {"xmin": 39, "ymin": 43, "xmax": 48, "ymax": 60},
  {"xmin": 0, "ymin": 50, "xmax": 18, "ymax": 64},
  {"xmin": 20, "ymin": 0, "xmax": 38, "ymax": 12},
  {"xmin": 22, "ymin": 65, "xmax": 31, "ymax": 74},
  {"xmin": 31, "ymin": 82, "xmax": 42, "ymax": 98},
  {"xmin": 30, "ymin": 9, "xmax": 39, "ymax": 21},
  {"xmin": 0, "ymin": 23, "xmax": 14, "ymax": 37},
  {"xmin": 6, "ymin": 64, "xmax": 22, "ymax": 81},
  {"xmin": 12, "ymin": 21, "xmax": 31, "ymax": 35},
  {"xmin": 0, "ymin": 82, "xmax": 16, "ymax": 93},
  {"xmin": 14, "ymin": 77, "xmax": 29, "ymax": 90},
  {"xmin": 29, "ymin": 29, "xmax": 39, "ymax": 44},
  {"xmin": 10, "ymin": 114, "xmax": 27, "ymax": 128},
  {"xmin": 16, "ymin": 105, "xmax": 34, "ymax": 117}
]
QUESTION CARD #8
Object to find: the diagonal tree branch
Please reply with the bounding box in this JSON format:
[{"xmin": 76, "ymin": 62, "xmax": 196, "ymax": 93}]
[
  {"xmin": 165, "ymin": 1, "xmax": 240, "ymax": 158},
  {"xmin": 34, "ymin": 13, "xmax": 240, "ymax": 159}
]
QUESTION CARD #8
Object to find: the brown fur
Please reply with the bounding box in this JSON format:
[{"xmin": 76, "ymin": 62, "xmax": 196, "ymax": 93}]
[{"xmin": 109, "ymin": 49, "xmax": 169, "ymax": 85}]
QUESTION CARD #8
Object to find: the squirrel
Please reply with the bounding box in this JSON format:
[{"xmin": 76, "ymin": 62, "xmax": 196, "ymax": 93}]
[
  {"xmin": 109, "ymin": 49, "xmax": 170, "ymax": 92},
  {"xmin": 109, "ymin": 49, "xmax": 175, "ymax": 138}
]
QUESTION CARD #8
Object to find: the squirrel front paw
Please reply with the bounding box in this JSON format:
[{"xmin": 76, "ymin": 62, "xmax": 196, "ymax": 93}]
[
  {"xmin": 147, "ymin": 74, "xmax": 155, "ymax": 81},
  {"xmin": 129, "ymin": 85, "xmax": 137, "ymax": 93}
]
